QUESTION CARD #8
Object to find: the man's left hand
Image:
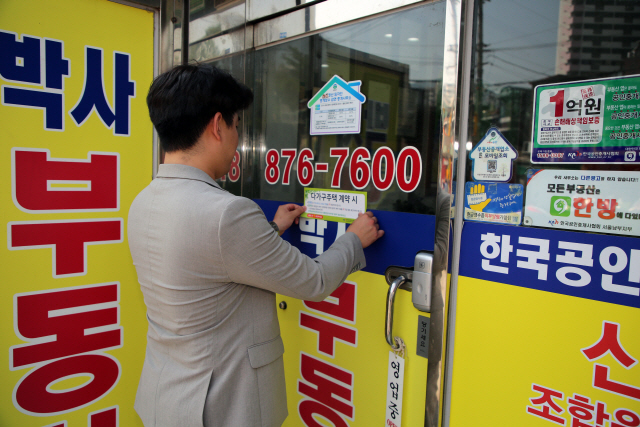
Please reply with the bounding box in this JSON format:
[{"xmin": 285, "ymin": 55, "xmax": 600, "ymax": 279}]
[{"xmin": 273, "ymin": 204, "xmax": 307, "ymax": 235}]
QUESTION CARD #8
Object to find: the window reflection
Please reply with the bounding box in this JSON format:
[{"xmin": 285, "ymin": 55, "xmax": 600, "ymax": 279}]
[
  {"xmin": 468, "ymin": 0, "xmax": 640, "ymax": 187},
  {"xmin": 250, "ymin": 3, "xmax": 446, "ymax": 214}
]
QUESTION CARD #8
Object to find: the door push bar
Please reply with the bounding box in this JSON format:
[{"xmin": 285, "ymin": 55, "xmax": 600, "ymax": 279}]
[
  {"xmin": 385, "ymin": 275, "xmax": 406, "ymax": 350},
  {"xmin": 385, "ymin": 252, "xmax": 434, "ymax": 350}
]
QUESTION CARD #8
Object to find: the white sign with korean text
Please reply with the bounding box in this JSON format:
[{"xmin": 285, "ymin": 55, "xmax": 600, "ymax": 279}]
[
  {"xmin": 524, "ymin": 170, "xmax": 640, "ymax": 236},
  {"xmin": 308, "ymin": 75, "xmax": 366, "ymax": 135},
  {"xmin": 303, "ymin": 188, "xmax": 366, "ymax": 223},
  {"xmin": 536, "ymin": 84, "xmax": 605, "ymax": 147},
  {"xmin": 469, "ymin": 127, "xmax": 517, "ymax": 182},
  {"xmin": 385, "ymin": 351, "xmax": 405, "ymax": 427}
]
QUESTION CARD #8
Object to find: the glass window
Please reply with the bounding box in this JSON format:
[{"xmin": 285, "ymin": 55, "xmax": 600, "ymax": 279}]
[
  {"xmin": 465, "ymin": 0, "xmax": 640, "ymax": 234},
  {"xmin": 248, "ymin": 2, "xmax": 446, "ymax": 214}
]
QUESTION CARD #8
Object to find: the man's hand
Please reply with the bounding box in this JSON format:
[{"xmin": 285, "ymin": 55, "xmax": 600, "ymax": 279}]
[
  {"xmin": 346, "ymin": 211, "xmax": 384, "ymax": 248},
  {"xmin": 272, "ymin": 204, "xmax": 307, "ymax": 235}
]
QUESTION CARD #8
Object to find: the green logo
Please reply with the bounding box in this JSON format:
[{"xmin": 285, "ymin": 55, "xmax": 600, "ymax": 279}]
[{"xmin": 550, "ymin": 196, "xmax": 571, "ymax": 216}]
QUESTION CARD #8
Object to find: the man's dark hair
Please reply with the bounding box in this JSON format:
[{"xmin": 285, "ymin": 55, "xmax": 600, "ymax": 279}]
[{"xmin": 147, "ymin": 64, "xmax": 253, "ymax": 152}]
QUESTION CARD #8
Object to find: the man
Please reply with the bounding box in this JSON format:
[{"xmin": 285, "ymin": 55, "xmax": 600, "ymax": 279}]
[{"xmin": 128, "ymin": 64, "xmax": 383, "ymax": 427}]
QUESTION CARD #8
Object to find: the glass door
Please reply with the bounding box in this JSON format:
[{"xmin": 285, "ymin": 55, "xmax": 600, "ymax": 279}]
[{"xmin": 247, "ymin": 2, "xmax": 451, "ymax": 426}]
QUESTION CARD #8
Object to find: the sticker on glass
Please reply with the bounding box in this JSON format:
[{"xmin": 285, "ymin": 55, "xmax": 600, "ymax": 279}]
[
  {"xmin": 307, "ymin": 75, "xmax": 366, "ymax": 135},
  {"xmin": 469, "ymin": 127, "xmax": 517, "ymax": 182},
  {"xmin": 523, "ymin": 169, "xmax": 640, "ymax": 236},
  {"xmin": 464, "ymin": 182, "xmax": 523, "ymax": 225},
  {"xmin": 531, "ymin": 75, "xmax": 640, "ymax": 164},
  {"xmin": 302, "ymin": 188, "xmax": 367, "ymax": 223}
]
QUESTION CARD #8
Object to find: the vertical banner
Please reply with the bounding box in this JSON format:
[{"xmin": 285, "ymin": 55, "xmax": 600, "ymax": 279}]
[{"xmin": 1, "ymin": 1, "xmax": 154, "ymax": 426}]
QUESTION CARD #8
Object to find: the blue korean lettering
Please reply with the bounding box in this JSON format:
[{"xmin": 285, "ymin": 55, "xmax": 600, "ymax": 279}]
[
  {"xmin": 0, "ymin": 30, "xmax": 41, "ymax": 84},
  {"xmin": 70, "ymin": 47, "xmax": 135, "ymax": 136},
  {"xmin": 0, "ymin": 32, "xmax": 70, "ymax": 131},
  {"xmin": 2, "ymin": 87, "xmax": 64, "ymax": 130},
  {"xmin": 45, "ymin": 39, "xmax": 70, "ymax": 90}
]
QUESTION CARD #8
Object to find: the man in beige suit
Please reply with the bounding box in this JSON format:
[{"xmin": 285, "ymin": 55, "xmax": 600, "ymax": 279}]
[{"xmin": 128, "ymin": 65, "xmax": 383, "ymax": 427}]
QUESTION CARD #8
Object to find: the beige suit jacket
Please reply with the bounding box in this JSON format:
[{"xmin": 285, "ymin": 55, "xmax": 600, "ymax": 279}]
[{"xmin": 127, "ymin": 164, "xmax": 365, "ymax": 427}]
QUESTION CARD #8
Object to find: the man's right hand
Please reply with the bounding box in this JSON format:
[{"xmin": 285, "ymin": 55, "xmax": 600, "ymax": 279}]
[{"xmin": 346, "ymin": 211, "xmax": 384, "ymax": 248}]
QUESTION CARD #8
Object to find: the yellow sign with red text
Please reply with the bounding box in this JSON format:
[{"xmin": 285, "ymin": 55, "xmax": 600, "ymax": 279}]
[
  {"xmin": 451, "ymin": 277, "xmax": 640, "ymax": 426},
  {"xmin": 1, "ymin": 1, "xmax": 154, "ymax": 425}
]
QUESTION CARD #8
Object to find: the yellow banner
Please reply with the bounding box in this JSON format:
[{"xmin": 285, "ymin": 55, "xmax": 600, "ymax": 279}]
[
  {"xmin": 451, "ymin": 276, "xmax": 640, "ymax": 426},
  {"xmin": 1, "ymin": 0, "xmax": 154, "ymax": 425},
  {"xmin": 278, "ymin": 271, "xmax": 429, "ymax": 427}
]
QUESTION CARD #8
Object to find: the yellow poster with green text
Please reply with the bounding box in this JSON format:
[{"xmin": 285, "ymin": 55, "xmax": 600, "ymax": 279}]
[{"xmin": 1, "ymin": 1, "xmax": 154, "ymax": 425}]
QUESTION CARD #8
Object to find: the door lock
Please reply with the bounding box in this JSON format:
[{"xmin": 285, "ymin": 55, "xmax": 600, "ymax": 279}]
[
  {"xmin": 412, "ymin": 251, "xmax": 433, "ymax": 312},
  {"xmin": 384, "ymin": 251, "xmax": 434, "ymax": 312}
]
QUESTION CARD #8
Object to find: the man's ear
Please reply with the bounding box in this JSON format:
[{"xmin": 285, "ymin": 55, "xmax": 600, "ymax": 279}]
[{"xmin": 209, "ymin": 112, "xmax": 223, "ymax": 141}]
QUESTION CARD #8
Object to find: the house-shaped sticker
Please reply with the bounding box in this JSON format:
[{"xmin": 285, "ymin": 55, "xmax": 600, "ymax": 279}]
[
  {"xmin": 469, "ymin": 127, "xmax": 517, "ymax": 182},
  {"xmin": 307, "ymin": 75, "xmax": 366, "ymax": 135}
]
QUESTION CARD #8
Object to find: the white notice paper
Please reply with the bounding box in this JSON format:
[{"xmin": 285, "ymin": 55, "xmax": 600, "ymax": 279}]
[
  {"xmin": 385, "ymin": 351, "xmax": 405, "ymax": 427},
  {"xmin": 308, "ymin": 75, "xmax": 366, "ymax": 135}
]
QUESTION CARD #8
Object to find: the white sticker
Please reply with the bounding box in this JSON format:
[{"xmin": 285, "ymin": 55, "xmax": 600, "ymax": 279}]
[
  {"xmin": 523, "ymin": 169, "xmax": 640, "ymax": 236},
  {"xmin": 385, "ymin": 351, "xmax": 405, "ymax": 427},
  {"xmin": 469, "ymin": 127, "xmax": 517, "ymax": 182},
  {"xmin": 308, "ymin": 75, "xmax": 366, "ymax": 135}
]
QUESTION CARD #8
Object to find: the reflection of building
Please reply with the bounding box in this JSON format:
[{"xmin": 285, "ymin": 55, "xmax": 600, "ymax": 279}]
[
  {"xmin": 555, "ymin": 0, "xmax": 640, "ymax": 77},
  {"xmin": 498, "ymin": 86, "xmax": 532, "ymax": 156}
]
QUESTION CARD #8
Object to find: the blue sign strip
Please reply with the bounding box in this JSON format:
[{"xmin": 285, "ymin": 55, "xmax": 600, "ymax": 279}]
[
  {"xmin": 254, "ymin": 199, "xmax": 436, "ymax": 276},
  {"xmin": 459, "ymin": 221, "xmax": 640, "ymax": 309}
]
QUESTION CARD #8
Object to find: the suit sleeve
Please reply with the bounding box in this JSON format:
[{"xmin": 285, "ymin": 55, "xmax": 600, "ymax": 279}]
[{"xmin": 218, "ymin": 197, "xmax": 365, "ymax": 301}]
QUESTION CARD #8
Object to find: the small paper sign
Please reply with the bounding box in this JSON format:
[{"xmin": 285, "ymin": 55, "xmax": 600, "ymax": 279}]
[
  {"xmin": 469, "ymin": 127, "xmax": 517, "ymax": 182},
  {"xmin": 307, "ymin": 75, "xmax": 366, "ymax": 135},
  {"xmin": 302, "ymin": 188, "xmax": 367, "ymax": 223},
  {"xmin": 463, "ymin": 182, "xmax": 524, "ymax": 225},
  {"xmin": 385, "ymin": 351, "xmax": 405, "ymax": 427}
]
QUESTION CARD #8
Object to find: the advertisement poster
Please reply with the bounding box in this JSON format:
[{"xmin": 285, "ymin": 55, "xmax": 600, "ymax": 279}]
[
  {"xmin": 302, "ymin": 188, "xmax": 366, "ymax": 223},
  {"xmin": 531, "ymin": 75, "xmax": 640, "ymax": 164},
  {"xmin": 307, "ymin": 75, "xmax": 366, "ymax": 135},
  {"xmin": 524, "ymin": 169, "xmax": 640, "ymax": 236},
  {"xmin": 451, "ymin": 222, "xmax": 640, "ymax": 426},
  {"xmin": 1, "ymin": 1, "xmax": 154, "ymax": 426},
  {"xmin": 469, "ymin": 127, "xmax": 517, "ymax": 182},
  {"xmin": 464, "ymin": 182, "xmax": 523, "ymax": 225}
]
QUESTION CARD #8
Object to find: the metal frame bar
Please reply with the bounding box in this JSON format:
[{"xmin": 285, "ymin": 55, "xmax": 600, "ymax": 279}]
[
  {"xmin": 246, "ymin": 0, "xmax": 327, "ymax": 26},
  {"xmin": 182, "ymin": 0, "xmax": 190, "ymax": 64},
  {"xmin": 108, "ymin": 0, "xmax": 161, "ymax": 178},
  {"xmin": 252, "ymin": 0, "xmax": 432, "ymax": 51},
  {"xmin": 441, "ymin": 0, "xmax": 475, "ymax": 425},
  {"xmin": 425, "ymin": 0, "xmax": 463, "ymax": 425}
]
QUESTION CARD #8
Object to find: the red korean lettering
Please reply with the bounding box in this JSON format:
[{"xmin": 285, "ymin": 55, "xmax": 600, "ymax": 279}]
[
  {"xmin": 298, "ymin": 399, "xmax": 348, "ymax": 427},
  {"xmin": 11, "ymin": 284, "xmax": 122, "ymax": 369},
  {"xmin": 13, "ymin": 149, "xmax": 118, "ymax": 211},
  {"xmin": 89, "ymin": 406, "xmax": 118, "ymax": 427},
  {"xmin": 574, "ymin": 198, "xmax": 593, "ymax": 218},
  {"xmin": 582, "ymin": 321, "xmax": 637, "ymax": 368},
  {"xmin": 527, "ymin": 384, "xmax": 566, "ymax": 425},
  {"xmin": 9, "ymin": 219, "xmax": 122, "ymax": 276},
  {"xmin": 300, "ymin": 312, "xmax": 356, "ymax": 357},
  {"xmin": 595, "ymin": 401, "xmax": 611, "ymax": 427},
  {"xmin": 597, "ymin": 199, "xmax": 618, "ymax": 220},
  {"xmin": 582, "ymin": 322, "xmax": 640, "ymax": 401},
  {"xmin": 593, "ymin": 364, "xmax": 640, "ymax": 400},
  {"xmin": 14, "ymin": 353, "xmax": 119, "ymax": 415},
  {"xmin": 612, "ymin": 408, "xmax": 640, "ymax": 427},
  {"xmin": 567, "ymin": 394, "xmax": 597, "ymax": 427},
  {"xmin": 298, "ymin": 353, "xmax": 354, "ymax": 419},
  {"xmin": 304, "ymin": 281, "xmax": 356, "ymax": 322}
]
